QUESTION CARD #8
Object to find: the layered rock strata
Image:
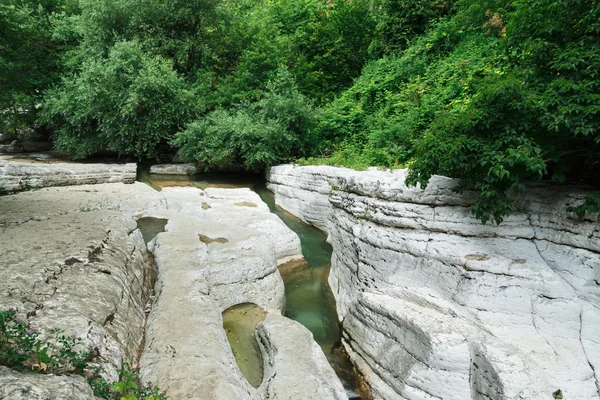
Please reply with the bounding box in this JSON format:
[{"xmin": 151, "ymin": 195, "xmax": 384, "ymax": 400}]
[
  {"xmin": 267, "ymin": 164, "xmax": 600, "ymax": 400},
  {"xmin": 0, "ymin": 155, "xmax": 136, "ymax": 193}
]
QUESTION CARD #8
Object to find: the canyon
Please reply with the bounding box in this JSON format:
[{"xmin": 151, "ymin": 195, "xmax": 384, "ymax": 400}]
[
  {"xmin": 267, "ymin": 164, "xmax": 600, "ymax": 400},
  {"xmin": 1, "ymin": 156, "xmax": 599, "ymax": 400}
]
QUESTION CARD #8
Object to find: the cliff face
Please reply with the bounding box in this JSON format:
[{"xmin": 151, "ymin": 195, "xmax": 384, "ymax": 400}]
[{"xmin": 268, "ymin": 165, "xmax": 600, "ymax": 400}]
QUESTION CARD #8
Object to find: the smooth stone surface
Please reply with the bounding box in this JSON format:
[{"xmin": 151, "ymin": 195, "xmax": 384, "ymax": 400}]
[
  {"xmin": 256, "ymin": 314, "xmax": 348, "ymax": 400},
  {"xmin": 0, "ymin": 173, "xmax": 346, "ymax": 400},
  {"xmin": 0, "ymin": 366, "xmax": 98, "ymax": 400},
  {"xmin": 139, "ymin": 185, "xmax": 344, "ymax": 399},
  {"xmin": 268, "ymin": 164, "xmax": 600, "ymax": 400},
  {"xmin": 0, "ymin": 182, "xmax": 159, "ymax": 393}
]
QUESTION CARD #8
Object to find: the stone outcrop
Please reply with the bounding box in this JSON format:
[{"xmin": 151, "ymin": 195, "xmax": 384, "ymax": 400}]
[
  {"xmin": 139, "ymin": 186, "xmax": 345, "ymax": 399},
  {"xmin": 257, "ymin": 314, "xmax": 348, "ymax": 400},
  {"xmin": 0, "ymin": 155, "xmax": 136, "ymax": 193},
  {"xmin": 268, "ymin": 164, "xmax": 600, "ymax": 400},
  {"xmin": 149, "ymin": 163, "xmax": 198, "ymax": 175},
  {"xmin": 0, "ymin": 366, "xmax": 97, "ymax": 400},
  {"xmin": 0, "ymin": 183, "xmax": 161, "ymax": 388}
]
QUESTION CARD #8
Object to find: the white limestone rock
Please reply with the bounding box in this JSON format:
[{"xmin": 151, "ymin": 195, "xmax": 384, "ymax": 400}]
[
  {"xmin": 0, "ymin": 182, "xmax": 166, "ymax": 227},
  {"xmin": 267, "ymin": 164, "xmax": 600, "ymax": 400},
  {"xmin": 0, "ymin": 171, "xmax": 344, "ymax": 400},
  {"xmin": 256, "ymin": 314, "xmax": 348, "ymax": 400},
  {"xmin": 0, "ymin": 156, "xmax": 137, "ymax": 193},
  {"xmin": 139, "ymin": 186, "xmax": 326, "ymax": 399},
  {"xmin": 139, "ymin": 231, "xmax": 260, "ymax": 400},
  {"xmin": 204, "ymin": 188, "xmax": 303, "ymax": 264},
  {"xmin": 0, "ymin": 204, "xmax": 156, "ymax": 381},
  {"xmin": 0, "ymin": 366, "xmax": 97, "ymax": 400}
]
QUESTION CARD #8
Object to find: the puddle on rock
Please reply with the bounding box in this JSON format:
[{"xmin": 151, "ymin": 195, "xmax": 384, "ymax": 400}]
[
  {"xmin": 136, "ymin": 217, "xmax": 168, "ymax": 244},
  {"xmin": 198, "ymin": 234, "xmax": 229, "ymax": 244},
  {"xmin": 222, "ymin": 303, "xmax": 267, "ymax": 387}
]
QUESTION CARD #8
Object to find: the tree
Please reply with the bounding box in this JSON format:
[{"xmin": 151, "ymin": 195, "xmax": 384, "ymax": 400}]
[
  {"xmin": 0, "ymin": 0, "xmax": 75, "ymax": 134},
  {"xmin": 174, "ymin": 68, "xmax": 317, "ymax": 170},
  {"xmin": 42, "ymin": 41, "xmax": 195, "ymax": 159}
]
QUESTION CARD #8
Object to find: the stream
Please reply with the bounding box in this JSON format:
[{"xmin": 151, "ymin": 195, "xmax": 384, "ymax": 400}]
[{"xmin": 138, "ymin": 169, "xmax": 367, "ymax": 399}]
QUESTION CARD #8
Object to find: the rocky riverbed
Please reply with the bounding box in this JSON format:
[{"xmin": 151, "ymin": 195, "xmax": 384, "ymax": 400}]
[
  {"xmin": 0, "ymin": 161, "xmax": 347, "ymax": 399},
  {"xmin": 268, "ymin": 164, "xmax": 600, "ymax": 400}
]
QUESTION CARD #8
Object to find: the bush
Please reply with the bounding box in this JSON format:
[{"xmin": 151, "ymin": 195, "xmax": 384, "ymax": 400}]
[
  {"xmin": 0, "ymin": 308, "xmax": 92, "ymax": 373},
  {"xmin": 42, "ymin": 41, "xmax": 195, "ymax": 159},
  {"xmin": 314, "ymin": 0, "xmax": 600, "ymax": 224},
  {"xmin": 174, "ymin": 68, "xmax": 317, "ymax": 171}
]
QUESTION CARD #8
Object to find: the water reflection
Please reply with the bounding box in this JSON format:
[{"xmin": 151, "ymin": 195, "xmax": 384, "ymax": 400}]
[{"xmin": 136, "ymin": 217, "xmax": 168, "ymax": 244}]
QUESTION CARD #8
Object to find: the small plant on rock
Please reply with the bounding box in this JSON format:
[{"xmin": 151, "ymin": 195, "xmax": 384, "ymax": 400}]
[
  {"xmin": 0, "ymin": 308, "xmax": 93, "ymax": 373},
  {"xmin": 87, "ymin": 364, "xmax": 168, "ymax": 400},
  {"xmin": 0, "ymin": 308, "xmax": 168, "ymax": 399}
]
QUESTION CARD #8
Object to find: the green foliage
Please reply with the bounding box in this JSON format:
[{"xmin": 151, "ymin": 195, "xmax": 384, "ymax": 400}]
[
  {"xmin": 42, "ymin": 41, "xmax": 195, "ymax": 159},
  {"xmin": 0, "ymin": 308, "xmax": 93, "ymax": 373},
  {"xmin": 0, "ymin": 308, "xmax": 167, "ymax": 399},
  {"xmin": 74, "ymin": 0, "xmax": 226, "ymax": 76},
  {"xmin": 3, "ymin": 0, "xmax": 599, "ymax": 224},
  {"xmin": 0, "ymin": 0, "xmax": 77, "ymax": 134},
  {"xmin": 567, "ymin": 196, "xmax": 600, "ymax": 220},
  {"xmin": 317, "ymin": 23, "xmax": 501, "ymax": 169},
  {"xmin": 369, "ymin": 0, "xmax": 454, "ymax": 56},
  {"xmin": 175, "ymin": 69, "xmax": 317, "ymax": 170},
  {"xmin": 213, "ymin": 0, "xmax": 377, "ymax": 106},
  {"xmin": 88, "ymin": 364, "xmax": 167, "ymax": 400},
  {"xmin": 316, "ymin": 0, "xmax": 600, "ymax": 223}
]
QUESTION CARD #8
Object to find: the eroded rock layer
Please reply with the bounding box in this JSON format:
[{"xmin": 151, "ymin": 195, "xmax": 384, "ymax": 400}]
[
  {"xmin": 0, "ymin": 183, "xmax": 162, "ymax": 394},
  {"xmin": 268, "ymin": 164, "xmax": 600, "ymax": 400},
  {"xmin": 0, "ymin": 155, "xmax": 136, "ymax": 193},
  {"xmin": 139, "ymin": 186, "xmax": 347, "ymax": 399}
]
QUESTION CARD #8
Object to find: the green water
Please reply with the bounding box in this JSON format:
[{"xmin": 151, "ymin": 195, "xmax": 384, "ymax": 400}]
[
  {"xmin": 136, "ymin": 217, "xmax": 168, "ymax": 244},
  {"xmin": 138, "ymin": 170, "xmax": 366, "ymax": 398},
  {"xmin": 255, "ymin": 185, "xmax": 366, "ymax": 399},
  {"xmin": 222, "ymin": 303, "xmax": 267, "ymax": 387}
]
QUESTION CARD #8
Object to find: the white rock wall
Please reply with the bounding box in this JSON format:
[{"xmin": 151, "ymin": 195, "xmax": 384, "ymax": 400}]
[{"xmin": 268, "ymin": 164, "xmax": 600, "ymax": 400}]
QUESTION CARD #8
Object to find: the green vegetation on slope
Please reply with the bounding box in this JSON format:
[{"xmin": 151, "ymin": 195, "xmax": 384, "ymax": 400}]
[{"xmin": 1, "ymin": 0, "xmax": 599, "ymax": 222}]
